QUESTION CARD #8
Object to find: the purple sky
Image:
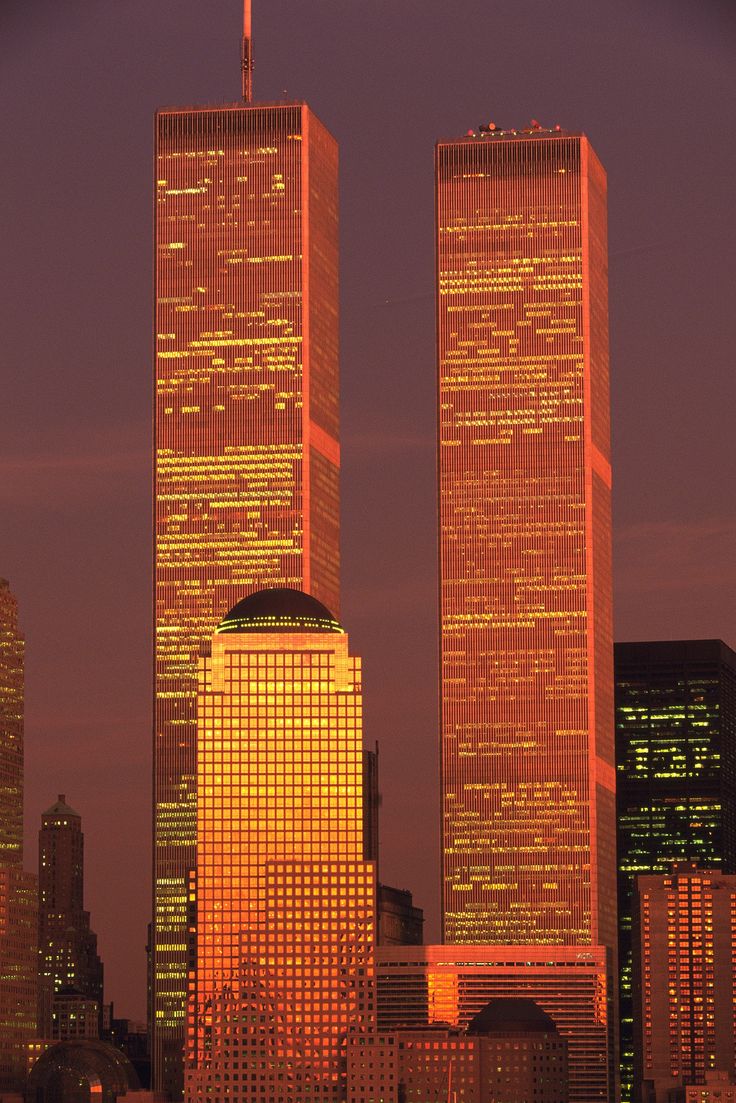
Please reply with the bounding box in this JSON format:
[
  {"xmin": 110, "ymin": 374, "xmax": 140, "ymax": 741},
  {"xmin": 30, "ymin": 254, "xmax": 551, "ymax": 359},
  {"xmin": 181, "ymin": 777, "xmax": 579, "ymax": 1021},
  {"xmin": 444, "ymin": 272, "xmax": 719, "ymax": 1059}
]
[{"xmin": 2, "ymin": 0, "xmax": 734, "ymax": 1019}]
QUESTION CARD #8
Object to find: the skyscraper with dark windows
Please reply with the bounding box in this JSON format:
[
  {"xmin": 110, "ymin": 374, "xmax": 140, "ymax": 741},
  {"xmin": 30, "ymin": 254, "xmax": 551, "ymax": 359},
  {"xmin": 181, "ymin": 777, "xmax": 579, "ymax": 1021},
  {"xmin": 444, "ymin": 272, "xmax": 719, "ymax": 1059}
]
[
  {"xmin": 152, "ymin": 9, "xmax": 339, "ymax": 1092},
  {"xmin": 0, "ymin": 578, "xmax": 38, "ymax": 1090},
  {"xmin": 616, "ymin": 638, "xmax": 736, "ymax": 1102},
  {"xmin": 37, "ymin": 795, "xmax": 104, "ymax": 1037},
  {"xmin": 436, "ymin": 123, "xmax": 614, "ymax": 955}
]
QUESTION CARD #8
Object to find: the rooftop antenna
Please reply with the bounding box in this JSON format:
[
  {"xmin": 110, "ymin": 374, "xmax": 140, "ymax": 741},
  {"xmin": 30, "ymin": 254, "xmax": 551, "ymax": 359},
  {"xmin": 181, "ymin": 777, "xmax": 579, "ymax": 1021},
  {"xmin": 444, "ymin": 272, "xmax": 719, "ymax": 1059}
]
[{"xmin": 241, "ymin": 0, "xmax": 253, "ymax": 103}]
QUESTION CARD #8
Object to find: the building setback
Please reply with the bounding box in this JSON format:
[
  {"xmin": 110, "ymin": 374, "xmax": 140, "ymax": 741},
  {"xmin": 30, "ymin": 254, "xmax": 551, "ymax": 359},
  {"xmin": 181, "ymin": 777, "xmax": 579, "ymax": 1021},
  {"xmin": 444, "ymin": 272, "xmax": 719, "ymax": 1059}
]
[
  {"xmin": 616, "ymin": 639, "xmax": 736, "ymax": 1102},
  {"xmin": 633, "ymin": 864, "xmax": 736, "ymax": 1103},
  {"xmin": 185, "ymin": 588, "xmax": 374, "ymax": 1103},
  {"xmin": 38, "ymin": 796, "xmax": 104, "ymax": 1037},
  {"xmin": 152, "ymin": 25, "xmax": 340, "ymax": 1090}
]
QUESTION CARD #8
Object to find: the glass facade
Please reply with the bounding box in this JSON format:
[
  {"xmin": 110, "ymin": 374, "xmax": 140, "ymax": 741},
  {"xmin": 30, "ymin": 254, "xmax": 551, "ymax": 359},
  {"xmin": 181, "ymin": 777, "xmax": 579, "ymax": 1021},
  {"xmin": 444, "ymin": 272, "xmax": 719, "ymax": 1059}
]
[
  {"xmin": 436, "ymin": 130, "xmax": 615, "ymax": 951},
  {"xmin": 615, "ymin": 639, "xmax": 736, "ymax": 1102},
  {"xmin": 376, "ymin": 945, "xmax": 612, "ymax": 1103},
  {"xmin": 185, "ymin": 609, "xmax": 374, "ymax": 1103},
  {"xmin": 153, "ymin": 102, "xmax": 339, "ymax": 1093}
]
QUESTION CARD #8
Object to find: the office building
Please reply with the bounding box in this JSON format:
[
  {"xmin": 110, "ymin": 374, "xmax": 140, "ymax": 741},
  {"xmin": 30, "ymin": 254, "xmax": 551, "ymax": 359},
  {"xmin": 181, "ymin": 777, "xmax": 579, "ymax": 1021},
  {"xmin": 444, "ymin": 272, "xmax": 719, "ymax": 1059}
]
[
  {"xmin": 184, "ymin": 588, "xmax": 374, "ymax": 1103},
  {"xmin": 0, "ymin": 579, "xmax": 38, "ymax": 1091},
  {"xmin": 377, "ymin": 884, "xmax": 424, "ymax": 946},
  {"xmin": 633, "ymin": 864, "xmax": 736, "ymax": 1103},
  {"xmin": 38, "ymin": 796, "xmax": 103, "ymax": 1037},
  {"xmin": 436, "ymin": 122, "xmax": 614, "ymax": 952},
  {"xmin": 376, "ymin": 944, "xmax": 611, "ymax": 1103},
  {"xmin": 51, "ymin": 987, "xmax": 100, "ymax": 1041},
  {"xmin": 348, "ymin": 998, "xmax": 569, "ymax": 1103},
  {"xmin": 152, "ymin": 8, "xmax": 340, "ymax": 1091},
  {"xmin": 616, "ymin": 639, "xmax": 736, "ymax": 1100}
]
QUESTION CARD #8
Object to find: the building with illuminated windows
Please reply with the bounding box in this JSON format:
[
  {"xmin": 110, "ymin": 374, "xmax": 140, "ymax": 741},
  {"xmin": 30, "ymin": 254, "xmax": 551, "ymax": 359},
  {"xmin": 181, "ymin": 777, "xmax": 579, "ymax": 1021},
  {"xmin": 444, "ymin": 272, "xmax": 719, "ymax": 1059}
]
[
  {"xmin": 0, "ymin": 578, "xmax": 38, "ymax": 1091},
  {"xmin": 616, "ymin": 639, "xmax": 736, "ymax": 1102},
  {"xmin": 348, "ymin": 998, "xmax": 568, "ymax": 1103},
  {"xmin": 375, "ymin": 946, "xmax": 609, "ymax": 1103},
  {"xmin": 184, "ymin": 588, "xmax": 374, "ymax": 1103},
  {"xmin": 632, "ymin": 863, "xmax": 736, "ymax": 1103},
  {"xmin": 152, "ymin": 11, "xmax": 340, "ymax": 1092},
  {"xmin": 38, "ymin": 796, "xmax": 104, "ymax": 1038},
  {"xmin": 434, "ymin": 125, "xmax": 615, "ymax": 1098}
]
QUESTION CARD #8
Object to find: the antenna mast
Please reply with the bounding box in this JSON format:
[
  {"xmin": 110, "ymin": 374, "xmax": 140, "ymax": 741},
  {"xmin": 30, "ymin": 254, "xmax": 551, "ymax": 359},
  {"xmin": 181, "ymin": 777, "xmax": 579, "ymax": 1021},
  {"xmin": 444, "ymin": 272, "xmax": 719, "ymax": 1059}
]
[{"xmin": 241, "ymin": 0, "xmax": 253, "ymax": 103}]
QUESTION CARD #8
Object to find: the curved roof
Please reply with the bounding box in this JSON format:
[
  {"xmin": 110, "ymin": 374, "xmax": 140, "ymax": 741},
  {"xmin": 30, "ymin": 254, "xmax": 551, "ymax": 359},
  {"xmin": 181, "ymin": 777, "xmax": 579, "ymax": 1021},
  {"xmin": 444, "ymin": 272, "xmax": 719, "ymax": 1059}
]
[
  {"xmin": 466, "ymin": 998, "xmax": 558, "ymax": 1035},
  {"xmin": 216, "ymin": 588, "xmax": 343, "ymax": 636},
  {"xmin": 27, "ymin": 1040, "xmax": 141, "ymax": 1103}
]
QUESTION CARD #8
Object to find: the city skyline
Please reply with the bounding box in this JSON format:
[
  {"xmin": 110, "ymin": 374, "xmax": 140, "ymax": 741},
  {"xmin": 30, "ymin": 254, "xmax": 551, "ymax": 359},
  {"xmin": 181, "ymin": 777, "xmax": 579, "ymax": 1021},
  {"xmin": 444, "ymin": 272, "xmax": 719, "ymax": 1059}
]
[{"xmin": 2, "ymin": 0, "xmax": 735, "ymax": 1020}]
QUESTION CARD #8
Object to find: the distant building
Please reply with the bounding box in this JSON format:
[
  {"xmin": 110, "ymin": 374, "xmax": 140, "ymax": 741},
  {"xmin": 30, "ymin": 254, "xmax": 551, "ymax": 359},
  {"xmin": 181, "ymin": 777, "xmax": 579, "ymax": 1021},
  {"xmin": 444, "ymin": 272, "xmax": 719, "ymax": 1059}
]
[
  {"xmin": 184, "ymin": 589, "xmax": 375, "ymax": 1103},
  {"xmin": 51, "ymin": 987, "xmax": 99, "ymax": 1041},
  {"xmin": 0, "ymin": 579, "xmax": 38, "ymax": 1091},
  {"xmin": 377, "ymin": 884, "xmax": 424, "ymax": 945},
  {"xmin": 633, "ymin": 863, "xmax": 736, "ymax": 1102},
  {"xmin": 37, "ymin": 797, "xmax": 103, "ymax": 1036},
  {"xmin": 348, "ymin": 998, "xmax": 568, "ymax": 1103},
  {"xmin": 616, "ymin": 640, "xmax": 736, "ymax": 1101},
  {"xmin": 376, "ymin": 944, "xmax": 611, "ymax": 1103}
]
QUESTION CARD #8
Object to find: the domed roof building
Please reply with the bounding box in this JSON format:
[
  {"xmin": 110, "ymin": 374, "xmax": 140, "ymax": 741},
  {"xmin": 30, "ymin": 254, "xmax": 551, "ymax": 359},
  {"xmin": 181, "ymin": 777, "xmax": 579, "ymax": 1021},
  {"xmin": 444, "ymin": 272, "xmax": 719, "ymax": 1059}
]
[
  {"xmin": 215, "ymin": 588, "xmax": 343, "ymax": 635},
  {"xmin": 26, "ymin": 1040, "xmax": 141, "ymax": 1103}
]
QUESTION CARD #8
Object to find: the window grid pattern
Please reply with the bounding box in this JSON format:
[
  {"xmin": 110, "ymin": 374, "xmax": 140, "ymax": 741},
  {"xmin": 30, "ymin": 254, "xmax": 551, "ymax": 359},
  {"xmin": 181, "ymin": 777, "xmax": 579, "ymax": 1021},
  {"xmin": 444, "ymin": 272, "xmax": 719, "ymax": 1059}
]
[
  {"xmin": 185, "ymin": 630, "xmax": 374, "ymax": 1103},
  {"xmin": 153, "ymin": 101, "xmax": 339, "ymax": 1094},
  {"xmin": 435, "ymin": 133, "xmax": 614, "ymax": 950}
]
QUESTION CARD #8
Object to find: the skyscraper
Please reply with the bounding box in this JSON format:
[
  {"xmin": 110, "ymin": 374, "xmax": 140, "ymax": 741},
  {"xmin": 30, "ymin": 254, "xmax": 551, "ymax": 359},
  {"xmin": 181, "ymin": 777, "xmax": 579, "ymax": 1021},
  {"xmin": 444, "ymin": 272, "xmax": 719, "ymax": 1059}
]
[
  {"xmin": 38, "ymin": 796, "xmax": 104, "ymax": 1036},
  {"xmin": 185, "ymin": 588, "xmax": 374, "ymax": 1103},
  {"xmin": 616, "ymin": 639, "xmax": 736, "ymax": 1101},
  {"xmin": 0, "ymin": 578, "xmax": 38, "ymax": 1090},
  {"xmin": 436, "ymin": 124, "xmax": 614, "ymax": 951},
  {"xmin": 153, "ymin": 9, "xmax": 339, "ymax": 1090},
  {"xmin": 633, "ymin": 863, "xmax": 736, "ymax": 1102}
]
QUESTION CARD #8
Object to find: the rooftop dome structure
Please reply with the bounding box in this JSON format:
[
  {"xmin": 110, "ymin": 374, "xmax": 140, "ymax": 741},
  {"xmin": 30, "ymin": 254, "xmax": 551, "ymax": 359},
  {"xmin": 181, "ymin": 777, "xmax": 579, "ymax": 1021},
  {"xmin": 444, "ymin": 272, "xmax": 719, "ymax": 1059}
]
[
  {"xmin": 466, "ymin": 997, "xmax": 558, "ymax": 1035},
  {"xmin": 43, "ymin": 794, "xmax": 81, "ymax": 818},
  {"xmin": 26, "ymin": 1040, "xmax": 141, "ymax": 1103},
  {"xmin": 215, "ymin": 588, "xmax": 343, "ymax": 636}
]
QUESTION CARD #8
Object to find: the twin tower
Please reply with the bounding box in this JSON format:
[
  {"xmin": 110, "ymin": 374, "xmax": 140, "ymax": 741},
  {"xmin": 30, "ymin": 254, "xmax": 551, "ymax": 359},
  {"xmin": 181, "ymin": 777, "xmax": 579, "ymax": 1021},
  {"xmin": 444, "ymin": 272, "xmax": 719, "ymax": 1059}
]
[{"xmin": 152, "ymin": 26, "xmax": 614, "ymax": 1103}]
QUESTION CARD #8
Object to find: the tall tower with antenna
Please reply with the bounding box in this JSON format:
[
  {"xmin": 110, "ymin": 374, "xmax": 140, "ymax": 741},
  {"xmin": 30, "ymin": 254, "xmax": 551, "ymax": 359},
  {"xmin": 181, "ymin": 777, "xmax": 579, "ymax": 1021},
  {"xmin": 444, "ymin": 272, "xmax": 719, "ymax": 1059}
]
[{"xmin": 152, "ymin": 6, "xmax": 340, "ymax": 1094}]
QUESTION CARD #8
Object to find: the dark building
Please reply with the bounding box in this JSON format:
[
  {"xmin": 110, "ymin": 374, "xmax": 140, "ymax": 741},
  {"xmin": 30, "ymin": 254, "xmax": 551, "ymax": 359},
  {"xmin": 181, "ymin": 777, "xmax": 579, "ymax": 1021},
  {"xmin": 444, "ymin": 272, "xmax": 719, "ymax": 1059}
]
[
  {"xmin": 0, "ymin": 578, "xmax": 39, "ymax": 1090},
  {"xmin": 377, "ymin": 884, "xmax": 424, "ymax": 945},
  {"xmin": 347, "ymin": 997, "xmax": 569, "ymax": 1102},
  {"xmin": 38, "ymin": 796, "xmax": 104, "ymax": 1036},
  {"xmin": 25, "ymin": 1040, "xmax": 141, "ymax": 1103},
  {"xmin": 615, "ymin": 639, "xmax": 736, "ymax": 1102}
]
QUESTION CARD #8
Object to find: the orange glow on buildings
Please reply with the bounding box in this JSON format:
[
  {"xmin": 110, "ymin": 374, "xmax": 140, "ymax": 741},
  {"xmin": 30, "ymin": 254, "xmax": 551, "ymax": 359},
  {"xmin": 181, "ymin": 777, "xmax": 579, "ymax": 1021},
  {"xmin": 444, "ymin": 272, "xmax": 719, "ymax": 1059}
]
[
  {"xmin": 153, "ymin": 101, "xmax": 339, "ymax": 1092},
  {"xmin": 185, "ymin": 589, "xmax": 375, "ymax": 1103},
  {"xmin": 436, "ymin": 128, "xmax": 615, "ymax": 952}
]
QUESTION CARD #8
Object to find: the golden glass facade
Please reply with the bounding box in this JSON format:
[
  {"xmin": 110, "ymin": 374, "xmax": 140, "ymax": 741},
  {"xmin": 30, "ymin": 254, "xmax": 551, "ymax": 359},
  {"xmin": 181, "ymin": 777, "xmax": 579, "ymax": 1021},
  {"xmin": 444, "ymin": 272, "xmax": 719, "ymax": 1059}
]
[
  {"xmin": 185, "ymin": 597, "xmax": 374, "ymax": 1103},
  {"xmin": 436, "ymin": 129, "xmax": 615, "ymax": 951},
  {"xmin": 153, "ymin": 102, "xmax": 339, "ymax": 1092}
]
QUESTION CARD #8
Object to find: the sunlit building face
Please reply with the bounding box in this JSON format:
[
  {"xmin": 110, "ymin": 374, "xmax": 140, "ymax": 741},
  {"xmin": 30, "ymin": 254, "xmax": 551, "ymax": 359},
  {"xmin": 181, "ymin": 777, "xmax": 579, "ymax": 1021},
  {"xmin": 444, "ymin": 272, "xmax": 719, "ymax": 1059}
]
[
  {"xmin": 185, "ymin": 589, "xmax": 374, "ymax": 1103},
  {"xmin": 435, "ymin": 129, "xmax": 615, "ymax": 949},
  {"xmin": 153, "ymin": 102, "xmax": 339, "ymax": 1092}
]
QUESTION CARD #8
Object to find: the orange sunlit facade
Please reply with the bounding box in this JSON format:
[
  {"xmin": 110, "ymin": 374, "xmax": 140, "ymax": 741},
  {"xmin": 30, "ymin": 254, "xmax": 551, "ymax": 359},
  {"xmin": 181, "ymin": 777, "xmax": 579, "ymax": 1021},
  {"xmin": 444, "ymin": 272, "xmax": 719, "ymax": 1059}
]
[
  {"xmin": 185, "ymin": 589, "xmax": 375, "ymax": 1103},
  {"xmin": 436, "ymin": 128, "xmax": 615, "ymax": 952},
  {"xmin": 153, "ymin": 102, "xmax": 339, "ymax": 1091}
]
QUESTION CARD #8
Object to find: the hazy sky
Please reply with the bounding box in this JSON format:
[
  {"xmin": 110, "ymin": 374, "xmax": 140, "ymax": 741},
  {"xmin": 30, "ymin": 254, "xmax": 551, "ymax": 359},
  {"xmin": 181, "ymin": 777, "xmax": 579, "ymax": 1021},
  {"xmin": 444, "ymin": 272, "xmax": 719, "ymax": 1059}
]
[{"xmin": 1, "ymin": 0, "xmax": 734, "ymax": 1018}]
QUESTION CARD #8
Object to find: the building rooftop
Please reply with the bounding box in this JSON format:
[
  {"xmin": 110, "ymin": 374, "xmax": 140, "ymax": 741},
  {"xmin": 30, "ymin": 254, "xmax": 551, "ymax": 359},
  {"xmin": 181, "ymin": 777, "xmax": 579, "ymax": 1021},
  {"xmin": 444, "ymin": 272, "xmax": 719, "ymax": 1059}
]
[
  {"xmin": 216, "ymin": 588, "xmax": 343, "ymax": 636},
  {"xmin": 43, "ymin": 794, "xmax": 81, "ymax": 818},
  {"xmin": 467, "ymin": 998, "xmax": 558, "ymax": 1035}
]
